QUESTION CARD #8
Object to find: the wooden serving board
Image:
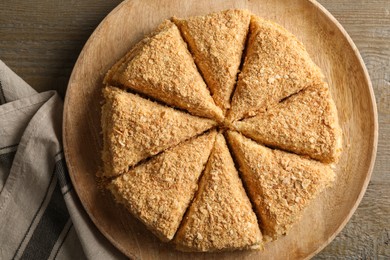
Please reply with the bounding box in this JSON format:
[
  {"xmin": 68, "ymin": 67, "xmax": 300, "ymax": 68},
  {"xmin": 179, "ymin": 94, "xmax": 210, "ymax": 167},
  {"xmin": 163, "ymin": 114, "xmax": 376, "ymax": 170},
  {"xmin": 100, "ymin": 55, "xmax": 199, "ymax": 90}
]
[{"xmin": 63, "ymin": 0, "xmax": 378, "ymax": 259}]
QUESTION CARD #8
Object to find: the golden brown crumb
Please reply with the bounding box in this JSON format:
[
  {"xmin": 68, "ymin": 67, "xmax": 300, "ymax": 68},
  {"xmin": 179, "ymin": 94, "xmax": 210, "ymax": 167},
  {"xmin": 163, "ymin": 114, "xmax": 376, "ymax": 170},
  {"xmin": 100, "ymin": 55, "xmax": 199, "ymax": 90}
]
[
  {"xmin": 226, "ymin": 131, "xmax": 335, "ymax": 241},
  {"xmin": 234, "ymin": 82, "xmax": 343, "ymax": 163},
  {"xmin": 107, "ymin": 131, "xmax": 217, "ymax": 242},
  {"xmin": 227, "ymin": 16, "xmax": 324, "ymax": 121},
  {"xmin": 174, "ymin": 134, "xmax": 262, "ymax": 252},
  {"xmin": 173, "ymin": 10, "xmax": 251, "ymax": 112},
  {"xmin": 104, "ymin": 20, "xmax": 224, "ymax": 122},
  {"xmin": 101, "ymin": 86, "xmax": 217, "ymax": 177},
  {"xmin": 101, "ymin": 10, "xmax": 343, "ymax": 252}
]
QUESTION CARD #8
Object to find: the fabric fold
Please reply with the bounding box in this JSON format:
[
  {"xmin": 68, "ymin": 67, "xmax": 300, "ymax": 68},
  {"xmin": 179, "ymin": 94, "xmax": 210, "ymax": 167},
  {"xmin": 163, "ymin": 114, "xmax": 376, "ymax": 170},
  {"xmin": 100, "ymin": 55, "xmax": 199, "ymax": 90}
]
[{"xmin": 0, "ymin": 60, "xmax": 125, "ymax": 259}]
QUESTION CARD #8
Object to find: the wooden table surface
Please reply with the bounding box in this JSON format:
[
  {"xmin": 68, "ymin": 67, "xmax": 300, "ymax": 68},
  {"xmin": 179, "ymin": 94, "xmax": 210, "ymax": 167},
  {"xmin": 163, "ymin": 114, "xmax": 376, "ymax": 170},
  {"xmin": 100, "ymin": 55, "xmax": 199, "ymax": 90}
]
[{"xmin": 0, "ymin": 0, "xmax": 388, "ymax": 259}]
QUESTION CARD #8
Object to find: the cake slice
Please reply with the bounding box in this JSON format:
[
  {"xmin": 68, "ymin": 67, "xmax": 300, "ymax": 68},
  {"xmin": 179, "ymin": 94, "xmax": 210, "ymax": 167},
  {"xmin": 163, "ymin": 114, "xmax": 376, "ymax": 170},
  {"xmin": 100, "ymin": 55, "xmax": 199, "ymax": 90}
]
[
  {"xmin": 173, "ymin": 9, "xmax": 251, "ymax": 112},
  {"xmin": 101, "ymin": 86, "xmax": 217, "ymax": 177},
  {"xmin": 227, "ymin": 16, "xmax": 323, "ymax": 121},
  {"xmin": 104, "ymin": 20, "xmax": 223, "ymax": 121},
  {"xmin": 174, "ymin": 134, "xmax": 262, "ymax": 252},
  {"xmin": 107, "ymin": 131, "xmax": 217, "ymax": 242},
  {"xmin": 234, "ymin": 82, "xmax": 342, "ymax": 163},
  {"xmin": 226, "ymin": 131, "xmax": 335, "ymax": 241}
]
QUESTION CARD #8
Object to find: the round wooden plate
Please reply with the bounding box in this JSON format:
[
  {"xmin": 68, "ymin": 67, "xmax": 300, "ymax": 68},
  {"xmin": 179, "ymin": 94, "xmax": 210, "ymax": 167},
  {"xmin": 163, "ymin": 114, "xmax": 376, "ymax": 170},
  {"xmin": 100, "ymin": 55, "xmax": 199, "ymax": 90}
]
[{"xmin": 63, "ymin": 0, "xmax": 378, "ymax": 259}]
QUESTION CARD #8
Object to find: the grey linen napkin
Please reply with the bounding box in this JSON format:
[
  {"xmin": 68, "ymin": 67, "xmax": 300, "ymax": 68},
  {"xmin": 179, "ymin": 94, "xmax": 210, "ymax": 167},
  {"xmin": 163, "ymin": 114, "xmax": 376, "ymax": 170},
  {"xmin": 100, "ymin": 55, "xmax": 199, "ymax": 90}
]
[{"xmin": 0, "ymin": 60, "xmax": 126, "ymax": 260}]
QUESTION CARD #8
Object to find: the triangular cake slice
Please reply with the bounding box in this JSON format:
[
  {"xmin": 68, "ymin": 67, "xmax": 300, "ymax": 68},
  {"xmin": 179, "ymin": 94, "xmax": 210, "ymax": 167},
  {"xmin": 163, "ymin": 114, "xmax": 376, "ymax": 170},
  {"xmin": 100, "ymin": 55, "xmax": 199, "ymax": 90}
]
[
  {"xmin": 226, "ymin": 131, "xmax": 335, "ymax": 241},
  {"xmin": 227, "ymin": 16, "xmax": 324, "ymax": 121},
  {"xmin": 234, "ymin": 82, "xmax": 342, "ymax": 163},
  {"xmin": 101, "ymin": 86, "xmax": 217, "ymax": 177},
  {"xmin": 173, "ymin": 10, "xmax": 251, "ymax": 112},
  {"xmin": 107, "ymin": 131, "xmax": 217, "ymax": 242},
  {"xmin": 104, "ymin": 20, "xmax": 223, "ymax": 121},
  {"xmin": 174, "ymin": 134, "xmax": 262, "ymax": 252}
]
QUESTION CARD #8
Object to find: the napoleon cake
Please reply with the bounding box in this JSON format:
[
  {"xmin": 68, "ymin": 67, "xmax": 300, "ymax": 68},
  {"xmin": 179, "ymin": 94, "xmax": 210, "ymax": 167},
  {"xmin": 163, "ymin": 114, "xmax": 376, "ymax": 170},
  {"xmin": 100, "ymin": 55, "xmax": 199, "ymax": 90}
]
[
  {"xmin": 226, "ymin": 131, "xmax": 335, "ymax": 241},
  {"xmin": 234, "ymin": 82, "xmax": 342, "ymax": 163},
  {"xmin": 174, "ymin": 134, "xmax": 262, "ymax": 251},
  {"xmin": 107, "ymin": 131, "xmax": 216, "ymax": 242},
  {"xmin": 227, "ymin": 16, "xmax": 324, "ymax": 121},
  {"xmin": 173, "ymin": 9, "xmax": 251, "ymax": 112},
  {"xmin": 100, "ymin": 9, "xmax": 343, "ymax": 253},
  {"xmin": 104, "ymin": 20, "xmax": 223, "ymax": 121},
  {"xmin": 101, "ymin": 86, "xmax": 216, "ymax": 177}
]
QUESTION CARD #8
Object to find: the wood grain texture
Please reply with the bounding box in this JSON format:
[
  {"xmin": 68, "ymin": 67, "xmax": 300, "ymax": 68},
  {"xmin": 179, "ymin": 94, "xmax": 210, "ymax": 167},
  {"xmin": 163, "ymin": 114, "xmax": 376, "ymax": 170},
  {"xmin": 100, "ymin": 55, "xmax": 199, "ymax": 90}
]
[
  {"xmin": 0, "ymin": 0, "xmax": 388, "ymax": 259},
  {"xmin": 0, "ymin": 0, "xmax": 122, "ymax": 98}
]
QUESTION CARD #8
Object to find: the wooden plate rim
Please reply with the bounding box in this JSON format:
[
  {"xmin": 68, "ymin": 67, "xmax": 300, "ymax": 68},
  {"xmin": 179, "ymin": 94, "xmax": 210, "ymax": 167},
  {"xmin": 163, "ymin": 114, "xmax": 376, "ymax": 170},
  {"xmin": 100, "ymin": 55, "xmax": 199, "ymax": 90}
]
[
  {"xmin": 302, "ymin": 0, "xmax": 378, "ymax": 258},
  {"xmin": 63, "ymin": 0, "xmax": 379, "ymax": 258}
]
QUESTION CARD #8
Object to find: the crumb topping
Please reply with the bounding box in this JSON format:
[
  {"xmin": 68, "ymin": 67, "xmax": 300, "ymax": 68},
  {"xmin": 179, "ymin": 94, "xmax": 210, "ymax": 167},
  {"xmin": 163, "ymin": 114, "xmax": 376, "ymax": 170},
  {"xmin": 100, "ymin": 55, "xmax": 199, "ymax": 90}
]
[
  {"xmin": 101, "ymin": 86, "xmax": 216, "ymax": 177},
  {"xmin": 174, "ymin": 134, "xmax": 262, "ymax": 251},
  {"xmin": 226, "ymin": 131, "xmax": 335, "ymax": 241},
  {"xmin": 107, "ymin": 131, "xmax": 216, "ymax": 241},
  {"xmin": 234, "ymin": 82, "xmax": 343, "ymax": 163},
  {"xmin": 228, "ymin": 16, "xmax": 324, "ymax": 121},
  {"xmin": 101, "ymin": 9, "xmax": 343, "ymax": 253},
  {"xmin": 105, "ymin": 20, "xmax": 223, "ymax": 121},
  {"xmin": 173, "ymin": 10, "xmax": 251, "ymax": 112}
]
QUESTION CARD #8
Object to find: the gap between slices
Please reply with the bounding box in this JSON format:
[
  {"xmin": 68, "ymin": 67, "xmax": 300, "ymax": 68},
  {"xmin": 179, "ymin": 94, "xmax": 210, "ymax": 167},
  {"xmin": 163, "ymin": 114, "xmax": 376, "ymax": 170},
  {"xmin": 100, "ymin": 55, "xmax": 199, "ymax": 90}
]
[
  {"xmin": 104, "ymin": 20, "xmax": 224, "ymax": 122},
  {"xmin": 173, "ymin": 9, "xmax": 251, "ymax": 113},
  {"xmin": 101, "ymin": 86, "xmax": 217, "ymax": 177},
  {"xmin": 226, "ymin": 131, "xmax": 335, "ymax": 241},
  {"xmin": 107, "ymin": 130, "xmax": 217, "ymax": 242},
  {"xmin": 233, "ymin": 82, "xmax": 343, "ymax": 163},
  {"xmin": 227, "ymin": 15, "xmax": 324, "ymax": 122},
  {"xmin": 174, "ymin": 134, "xmax": 263, "ymax": 252}
]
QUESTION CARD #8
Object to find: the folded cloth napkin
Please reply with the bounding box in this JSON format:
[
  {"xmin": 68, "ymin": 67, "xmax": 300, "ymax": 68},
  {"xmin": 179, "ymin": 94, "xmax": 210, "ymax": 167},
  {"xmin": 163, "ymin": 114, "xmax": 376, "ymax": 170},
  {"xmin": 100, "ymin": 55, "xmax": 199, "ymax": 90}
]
[{"xmin": 0, "ymin": 60, "xmax": 126, "ymax": 260}]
